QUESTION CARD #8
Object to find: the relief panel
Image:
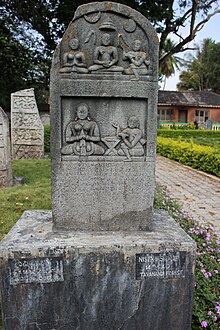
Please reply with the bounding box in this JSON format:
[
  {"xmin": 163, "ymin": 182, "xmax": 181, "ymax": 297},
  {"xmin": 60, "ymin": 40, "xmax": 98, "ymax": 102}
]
[
  {"xmin": 61, "ymin": 97, "xmax": 147, "ymax": 162},
  {"xmin": 59, "ymin": 11, "xmax": 153, "ymax": 80}
]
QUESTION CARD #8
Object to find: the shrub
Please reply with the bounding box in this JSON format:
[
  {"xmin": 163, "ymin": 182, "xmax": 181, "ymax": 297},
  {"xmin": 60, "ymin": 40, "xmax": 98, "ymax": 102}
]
[
  {"xmin": 154, "ymin": 188, "xmax": 220, "ymax": 330},
  {"xmin": 44, "ymin": 125, "xmax": 50, "ymax": 153},
  {"xmin": 158, "ymin": 129, "xmax": 220, "ymax": 139},
  {"xmin": 157, "ymin": 137, "xmax": 220, "ymax": 177}
]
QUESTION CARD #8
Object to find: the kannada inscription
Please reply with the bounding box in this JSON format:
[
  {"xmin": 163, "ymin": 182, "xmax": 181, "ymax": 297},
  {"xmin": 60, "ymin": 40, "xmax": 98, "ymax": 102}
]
[
  {"xmin": 9, "ymin": 257, "xmax": 64, "ymax": 285},
  {"xmin": 136, "ymin": 251, "xmax": 186, "ymax": 280}
]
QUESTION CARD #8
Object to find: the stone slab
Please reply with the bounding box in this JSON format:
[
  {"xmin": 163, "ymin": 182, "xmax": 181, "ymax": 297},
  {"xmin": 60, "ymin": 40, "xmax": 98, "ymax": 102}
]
[
  {"xmin": 50, "ymin": 2, "xmax": 159, "ymax": 230},
  {"xmin": 0, "ymin": 209, "xmax": 196, "ymax": 330},
  {"xmin": 0, "ymin": 107, "xmax": 13, "ymax": 187},
  {"xmin": 11, "ymin": 88, "xmax": 44, "ymax": 159}
]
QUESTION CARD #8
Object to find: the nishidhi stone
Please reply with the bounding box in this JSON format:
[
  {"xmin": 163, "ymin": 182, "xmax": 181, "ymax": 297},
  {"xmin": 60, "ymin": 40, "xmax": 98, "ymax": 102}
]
[
  {"xmin": 50, "ymin": 1, "xmax": 159, "ymax": 231},
  {"xmin": 11, "ymin": 88, "xmax": 44, "ymax": 160},
  {"xmin": 0, "ymin": 107, "xmax": 13, "ymax": 188}
]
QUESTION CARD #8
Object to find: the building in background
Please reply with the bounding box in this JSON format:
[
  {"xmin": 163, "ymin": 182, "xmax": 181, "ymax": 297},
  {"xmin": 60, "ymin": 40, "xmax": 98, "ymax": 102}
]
[{"xmin": 158, "ymin": 91, "xmax": 220, "ymax": 128}]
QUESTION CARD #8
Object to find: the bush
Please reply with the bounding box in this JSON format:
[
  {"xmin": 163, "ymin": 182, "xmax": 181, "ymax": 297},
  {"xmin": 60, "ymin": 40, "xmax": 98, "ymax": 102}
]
[
  {"xmin": 158, "ymin": 129, "xmax": 220, "ymax": 139},
  {"xmin": 154, "ymin": 188, "xmax": 220, "ymax": 330},
  {"xmin": 157, "ymin": 137, "xmax": 220, "ymax": 177},
  {"xmin": 44, "ymin": 124, "xmax": 50, "ymax": 153}
]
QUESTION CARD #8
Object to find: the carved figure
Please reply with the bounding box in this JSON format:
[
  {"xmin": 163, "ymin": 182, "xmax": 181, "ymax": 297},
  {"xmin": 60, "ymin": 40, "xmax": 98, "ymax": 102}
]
[
  {"xmin": 123, "ymin": 39, "xmax": 150, "ymax": 78},
  {"xmin": 62, "ymin": 103, "xmax": 105, "ymax": 156},
  {"xmin": 89, "ymin": 33, "xmax": 124, "ymax": 72},
  {"xmin": 60, "ymin": 38, "xmax": 88, "ymax": 73},
  {"xmin": 112, "ymin": 116, "xmax": 146, "ymax": 161}
]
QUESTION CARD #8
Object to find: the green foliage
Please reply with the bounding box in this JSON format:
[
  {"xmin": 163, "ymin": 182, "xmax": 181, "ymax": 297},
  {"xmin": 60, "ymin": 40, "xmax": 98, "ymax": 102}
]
[
  {"xmin": 154, "ymin": 188, "xmax": 220, "ymax": 329},
  {"xmin": 44, "ymin": 125, "xmax": 50, "ymax": 153},
  {"xmin": 177, "ymin": 38, "xmax": 220, "ymax": 93},
  {"xmin": 1, "ymin": 0, "xmax": 219, "ymax": 109},
  {"xmin": 158, "ymin": 129, "xmax": 220, "ymax": 139},
  {"xmin": 0, "ymin": 159, "xmax": 51, "ymax": 240},
  {"xmin": 158, "ymin": 129, "xmax": 220, "ymax": 152},
  {"xmin": 157, "ymin": 137, "xmax": 220, "ymax": 177}
]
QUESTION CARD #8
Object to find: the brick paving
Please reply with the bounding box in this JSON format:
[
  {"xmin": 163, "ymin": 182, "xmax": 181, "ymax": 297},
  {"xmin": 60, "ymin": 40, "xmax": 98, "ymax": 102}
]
[{"xmin": 155, "ymin": 155, "xmax": 220, "ymax": 237}]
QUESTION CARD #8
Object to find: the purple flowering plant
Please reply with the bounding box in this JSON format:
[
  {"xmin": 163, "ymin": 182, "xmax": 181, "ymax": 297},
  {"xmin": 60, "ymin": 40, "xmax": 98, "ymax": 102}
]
[{"xmin": 154, "ymin": 187, "xmax": 220, "ymax": 329}]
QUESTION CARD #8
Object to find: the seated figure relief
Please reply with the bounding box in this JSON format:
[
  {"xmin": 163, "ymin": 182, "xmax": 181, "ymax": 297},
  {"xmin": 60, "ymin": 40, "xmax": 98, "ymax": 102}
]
[
  {"xmin": 88, "ymin": 33, "xmax": 124, "ymax": 72},
  {"xmin": 123, "ymin": 39, "xmax": 150, "ymax": 78},
  {"xmin": 112, "ymin": 116, "xmax": 146, "ymax": 161},
  {"xmin": 60, "ymin": 38, "xmax": 88, "ymax": 73},
  {"xmin": 61, "ymin": 103, "xmax": 105, "ymax": 156}
]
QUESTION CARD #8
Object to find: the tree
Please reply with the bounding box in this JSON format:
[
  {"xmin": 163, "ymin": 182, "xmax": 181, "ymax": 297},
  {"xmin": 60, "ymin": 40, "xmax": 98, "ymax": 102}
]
[
  {"xmin": 159, "ymin": 39, "xmax": 185, "ymax": 89},
  {"xmin": 0, "ymin": 0, "xmax": 220, "ymax": 109},
  {"xmin": 0, "ymin": 1, "xmax": 52, "ymax": 110},
  {"xmin": 177, "ymin": 38, "xmax": 220, "ymax": 93}
]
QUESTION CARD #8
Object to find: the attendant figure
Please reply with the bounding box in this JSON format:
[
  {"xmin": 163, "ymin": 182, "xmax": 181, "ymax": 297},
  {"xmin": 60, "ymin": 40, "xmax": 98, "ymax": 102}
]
[
  {"xmin": 89, "ymin": 33, "xmax": 124, "ymax": 72},
  {"xmin": 112, "ymin": 116, "xmax": 146, "ymax": 161},
  {"xmin": 60, "ymin": 38, "xmax": 88, "ymax": 73},
  {"xmin": 123, "ymin": 39, "xmax": 150, "ymax": 78},
  {"xmin": 62, "ymin": 103, "xmax": 105, "ymax": 156}
]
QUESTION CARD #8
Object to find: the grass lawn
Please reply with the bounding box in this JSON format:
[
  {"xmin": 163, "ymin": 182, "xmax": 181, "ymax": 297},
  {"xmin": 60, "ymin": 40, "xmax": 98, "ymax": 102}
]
[
  {"xmin": 177, "ymin": 136, "xmax": 220, "ymax": 153},
  {"xmin": 0, "ymin": 159, "xmax": 51, "ymax": 240}
]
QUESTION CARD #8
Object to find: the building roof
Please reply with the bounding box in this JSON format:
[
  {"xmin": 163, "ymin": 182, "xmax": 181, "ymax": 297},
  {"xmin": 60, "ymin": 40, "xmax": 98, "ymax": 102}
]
[{"xmin": 158, "ymin": 91, "xmax": 220, "ymax": 108}]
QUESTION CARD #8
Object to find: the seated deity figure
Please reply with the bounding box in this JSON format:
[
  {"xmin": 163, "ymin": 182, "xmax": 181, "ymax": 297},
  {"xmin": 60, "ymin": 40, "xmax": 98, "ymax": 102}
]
[
  {"xmin": 60, "ymin": 38, "xmax": 88, "ymax": 73},
  {"xmin": 88, "ymin": 33, "xmax": 124, "ymax": 72},
  {"xmin": 123, "ymin": 39, "xmax": 150, "ymax": 77},
  {"xmin": 61, "ymin": 103, "xmax": 105, "ymax": 156},
  {"xmin": 112, "ymin": 116, "xmax": 146, "ymax": 161}
]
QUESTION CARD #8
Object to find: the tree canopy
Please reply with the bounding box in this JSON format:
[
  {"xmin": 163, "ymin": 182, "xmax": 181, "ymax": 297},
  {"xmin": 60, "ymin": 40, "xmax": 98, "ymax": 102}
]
[
  {"xmin": 177, "ymin": 38, "xmax": 220, "ymax": 93},
  {"xmin": 0, "ymin": 0, "xmax": 220, "ymax": 109}
]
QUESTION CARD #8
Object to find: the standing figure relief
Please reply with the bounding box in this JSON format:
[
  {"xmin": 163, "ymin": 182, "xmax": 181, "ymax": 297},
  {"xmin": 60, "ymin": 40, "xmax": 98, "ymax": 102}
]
[{"xmin": 61, "ymin": 103, "xmax": 105, "ymax": 156}]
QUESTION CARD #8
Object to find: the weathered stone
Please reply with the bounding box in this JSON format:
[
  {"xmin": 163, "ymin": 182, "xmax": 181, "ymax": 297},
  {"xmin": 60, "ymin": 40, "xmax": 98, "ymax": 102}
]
[
  {"xmin": 40, "ymin": 113, "xmax": 50, "ymax": 126},
  {"xmin": 50, "ymin": 1, "xmax": 158, "ymax": 231},
  {"xmin": 0, "ymin": 4, "xmax": 196, "ymax": 329},
  {"xmin": 11, "ymin": 88, "xmax": 44, "ymax": 159},
  {"xmin": 13, "ymin": 176, "xmax": 25, "ymax": 185},
  {"xmin": 0, "ymin": 107, "xmax": 13, "ymax": 188},
  {"xmin": 206, "ymin": 119, "xmax": 213, "ymax": 130},
  {"xmin": 0, "ymin": 209, "xmax": 196, "ymax": 330}
]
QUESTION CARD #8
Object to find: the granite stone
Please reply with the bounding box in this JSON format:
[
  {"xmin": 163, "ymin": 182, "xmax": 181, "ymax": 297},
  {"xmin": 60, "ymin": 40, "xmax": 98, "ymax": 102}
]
[
  {"xmin": 0, "ymin": 209, "xmax": 196, "ymax": 330},
  {"xmin": 50, "ymin": 1, "xmax": 159, "ymax": 230},
  {"xmin": 11, "ymin": 88, "xmax": 44, "ymax": 159},
  {"xmin": 0, "ymin": 107, "xmax": 13, "ymax": 187}
]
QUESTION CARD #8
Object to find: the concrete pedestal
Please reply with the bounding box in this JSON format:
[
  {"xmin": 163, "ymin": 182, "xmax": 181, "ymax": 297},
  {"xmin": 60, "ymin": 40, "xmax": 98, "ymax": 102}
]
[{"xmin": 0, "ymin": 210, "xmax": 196, "ymax": 330}]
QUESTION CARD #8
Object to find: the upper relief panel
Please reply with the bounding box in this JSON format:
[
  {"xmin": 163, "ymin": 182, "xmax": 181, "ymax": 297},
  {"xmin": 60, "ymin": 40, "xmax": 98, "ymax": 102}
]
[{"xmin": 56, "ymin": 2, "xmax": 158, "ymax": 81}]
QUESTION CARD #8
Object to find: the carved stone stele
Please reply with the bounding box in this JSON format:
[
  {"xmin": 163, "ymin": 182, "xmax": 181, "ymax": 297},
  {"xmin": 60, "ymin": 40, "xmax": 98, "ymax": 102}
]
[
  {"xmin": 11, "ymin": 88, "xmax": 44, "ymax": 159},
  {"xmin": 50, "ymin": 2, "xmax": 159, "ymax": 231},
  {"xmin": 0, "ymin": 107, "xmax": 13, "ymax": 188}
]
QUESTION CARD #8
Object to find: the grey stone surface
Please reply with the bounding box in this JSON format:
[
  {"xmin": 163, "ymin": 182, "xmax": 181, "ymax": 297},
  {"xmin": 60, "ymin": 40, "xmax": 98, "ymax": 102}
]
[
  {"xmin": 0, "ymin": 209, "xmax": 196, "ymax": 330},
  {"xmin": 40, "ymin": 113, "xmax": 50, "ymax": 126},
  {"xmin": 13, "ymin": 176, "xmax": 25, "ymax": 185},
  {"xmin": 50, "ymin": 1, "xmax": 159, "ymax": 230},
  {"xmin": 0, "ymin": 107, "xmax": 13, "ymax": 188},
  {"xmin": 11, "ymin": 88, "xmax": 44, "ymax": 159}
]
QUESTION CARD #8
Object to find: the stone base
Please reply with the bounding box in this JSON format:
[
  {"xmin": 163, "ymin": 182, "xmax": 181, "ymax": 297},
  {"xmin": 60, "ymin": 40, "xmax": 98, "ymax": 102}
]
[{"xmin": 0, "ymin": 210, "xmax": 196, "ymax": 330}]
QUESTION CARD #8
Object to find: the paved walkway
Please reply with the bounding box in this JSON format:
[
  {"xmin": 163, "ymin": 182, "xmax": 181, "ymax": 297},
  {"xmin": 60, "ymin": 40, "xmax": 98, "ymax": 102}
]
[{"xmin": 156, "ymin": 155, "xmax": 220, "ymax": 237}]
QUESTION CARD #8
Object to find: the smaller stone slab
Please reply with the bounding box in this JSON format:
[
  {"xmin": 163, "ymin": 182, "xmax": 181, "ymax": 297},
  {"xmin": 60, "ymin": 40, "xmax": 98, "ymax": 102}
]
[
  {"xmin": 0, "ymin": 209, "xmax": 196, "ymax": 330},
  {"xmin": 11, "ymin": 88, "xmax": 44, "ymax": 159},
  {"xmin": 0, "ymin": 107, "xmax": 13, "ymax": 187}
]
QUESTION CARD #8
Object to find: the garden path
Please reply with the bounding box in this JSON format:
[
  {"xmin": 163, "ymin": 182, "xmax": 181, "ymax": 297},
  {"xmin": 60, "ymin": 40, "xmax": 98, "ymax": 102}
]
[{"xmin": 156, "ymin": 155, "xmax": 220, "ymax": 237}]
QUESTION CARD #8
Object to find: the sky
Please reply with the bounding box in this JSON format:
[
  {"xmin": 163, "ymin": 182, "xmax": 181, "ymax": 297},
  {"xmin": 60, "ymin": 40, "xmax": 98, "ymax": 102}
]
[{"xmin": 163, "ymin": 13, "xmax": 220, "ymax": 91}]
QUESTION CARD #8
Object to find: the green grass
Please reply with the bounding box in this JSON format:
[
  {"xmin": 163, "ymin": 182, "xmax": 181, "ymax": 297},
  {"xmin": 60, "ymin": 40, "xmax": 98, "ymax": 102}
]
[
  {"xmin": 0, "ymin": 159, "xmax": 51, "ymax": 240},
  {"xmin": 174, "ymin": 136, "xmax": 220, "ymax": 153}
]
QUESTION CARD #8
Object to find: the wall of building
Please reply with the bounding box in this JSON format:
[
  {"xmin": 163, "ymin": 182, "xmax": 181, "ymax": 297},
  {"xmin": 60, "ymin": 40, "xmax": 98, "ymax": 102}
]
[{"xmin": 158, "ymin": 106, "xmax": 220, "ymax": 123}]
